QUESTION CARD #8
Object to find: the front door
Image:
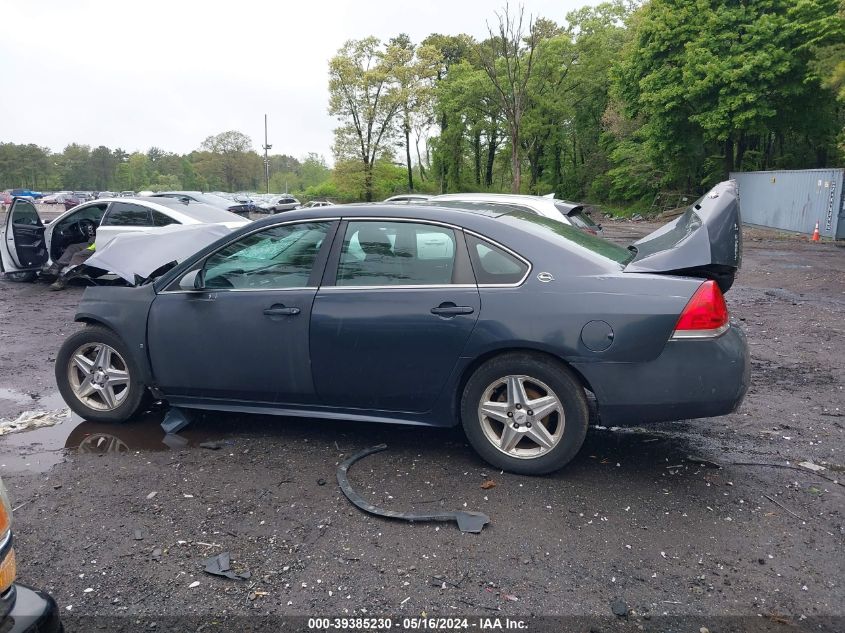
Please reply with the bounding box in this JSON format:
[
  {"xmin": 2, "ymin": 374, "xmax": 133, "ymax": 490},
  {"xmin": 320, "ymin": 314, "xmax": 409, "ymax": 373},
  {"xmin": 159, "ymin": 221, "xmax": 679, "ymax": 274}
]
[
  {"xmin": 0, "ymin": 198, "xmax": 47, "ymax": 273},
  {"xmin": 147, "ymin": 220, "xmax": 337, "ymax": 404},
  {"xmin": 310, "ymin": 219, "xmax": 480, "ymax": 413}
]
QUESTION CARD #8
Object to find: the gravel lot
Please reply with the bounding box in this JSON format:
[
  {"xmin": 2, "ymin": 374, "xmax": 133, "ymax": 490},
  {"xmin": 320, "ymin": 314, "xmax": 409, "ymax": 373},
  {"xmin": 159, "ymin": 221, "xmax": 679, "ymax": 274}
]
[{"xmin": 0, "ymin": 217, "xmax": 843, "ymax": 632}]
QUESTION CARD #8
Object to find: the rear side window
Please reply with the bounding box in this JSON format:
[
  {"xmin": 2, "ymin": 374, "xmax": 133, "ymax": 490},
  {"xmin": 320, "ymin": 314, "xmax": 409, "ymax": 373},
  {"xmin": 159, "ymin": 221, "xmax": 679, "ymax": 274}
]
[
  {"xmin": 337, "ymin": 221, "xmax": 458, "ymax": 286},
  {"xmin": 102, "ymin": 202, "xmax": 151, "ymax": 226},
  {"xmin": 466, "ymin": 235, "xmax": 528, "ymax": 285},
  {"xmin": 152, "ymin": 211, "xmax": 179, "ymax": 227}
]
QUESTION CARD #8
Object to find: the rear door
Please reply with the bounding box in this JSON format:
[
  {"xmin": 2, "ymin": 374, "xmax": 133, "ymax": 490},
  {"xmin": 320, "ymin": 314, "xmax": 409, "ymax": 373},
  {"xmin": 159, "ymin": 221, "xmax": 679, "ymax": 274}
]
[
  {"xmin": 0, "ymin": 198, "xmax": 48, "ymax": 273},
  {"xmin": 96, "ymin": 201, "xmax": 157, "ymax": 248},
  {"xmin": 310, "ymin": 219, "xmax": 480, "ymax": 413}
]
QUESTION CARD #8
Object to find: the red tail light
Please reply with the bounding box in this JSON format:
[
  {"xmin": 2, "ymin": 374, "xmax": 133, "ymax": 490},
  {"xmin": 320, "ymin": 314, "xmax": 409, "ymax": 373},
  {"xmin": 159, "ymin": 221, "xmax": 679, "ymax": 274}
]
[{"xmin": 672, "ymin": 280, "xmax": 729, "ymax": 339}]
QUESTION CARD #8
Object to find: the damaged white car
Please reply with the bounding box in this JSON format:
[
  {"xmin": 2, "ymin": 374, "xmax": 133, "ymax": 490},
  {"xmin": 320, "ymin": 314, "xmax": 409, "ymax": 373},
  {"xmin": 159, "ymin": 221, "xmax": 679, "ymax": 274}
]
[{"xmin": 1, "ymin": 196, "xmax": 248, "ymax": 284}]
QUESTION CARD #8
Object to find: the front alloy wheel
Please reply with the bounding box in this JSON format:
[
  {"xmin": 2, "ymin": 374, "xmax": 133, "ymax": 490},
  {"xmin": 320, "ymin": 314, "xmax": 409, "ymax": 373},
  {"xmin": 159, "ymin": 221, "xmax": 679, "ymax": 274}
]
[
  {"xmin": 67, "ymin": 342, "xmax": 131, "ymax": 411},
  {"xmin": 56, "ymin": 325, "xmax": 146, "ymax": 423},
  {"xmin": 461, "ymin": 353, "xmax": 589, "ymax": 475}
]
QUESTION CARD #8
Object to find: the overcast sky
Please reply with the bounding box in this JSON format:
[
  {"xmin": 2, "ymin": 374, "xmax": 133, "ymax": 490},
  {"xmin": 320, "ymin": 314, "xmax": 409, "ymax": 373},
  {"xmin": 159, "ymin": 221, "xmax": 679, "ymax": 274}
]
[{"xmin": 1, "ymin": 0, "xmax": 597, "ymax": 162}]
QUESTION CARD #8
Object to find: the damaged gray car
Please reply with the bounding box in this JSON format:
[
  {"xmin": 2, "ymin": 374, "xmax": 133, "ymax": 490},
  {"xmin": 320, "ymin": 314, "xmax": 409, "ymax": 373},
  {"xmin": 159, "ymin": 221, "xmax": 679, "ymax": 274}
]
[{"xmin": 53, "ymin": 181, "xmax": 748, "ymax": 474}]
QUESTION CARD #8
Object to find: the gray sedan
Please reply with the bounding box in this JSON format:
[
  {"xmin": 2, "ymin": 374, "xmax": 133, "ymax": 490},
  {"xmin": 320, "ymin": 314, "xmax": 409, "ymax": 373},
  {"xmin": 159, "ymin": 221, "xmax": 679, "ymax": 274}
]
[{"xmin": 54, "ymin": 181, "xmax": 748, "ymax": 474}]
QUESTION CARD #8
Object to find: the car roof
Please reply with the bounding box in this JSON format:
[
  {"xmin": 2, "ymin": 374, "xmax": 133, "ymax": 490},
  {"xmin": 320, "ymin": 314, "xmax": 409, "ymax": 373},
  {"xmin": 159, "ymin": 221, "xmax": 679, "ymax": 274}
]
[{"xmin": 430, "ymin": 192, "xmax": 583, "ymax": 214}]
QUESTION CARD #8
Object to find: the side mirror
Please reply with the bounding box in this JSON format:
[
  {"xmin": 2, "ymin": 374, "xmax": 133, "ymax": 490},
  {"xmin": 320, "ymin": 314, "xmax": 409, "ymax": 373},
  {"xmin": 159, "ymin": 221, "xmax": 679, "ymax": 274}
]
[{"xmin": 178, "ymin": 269, "xmax": 204, "ymax": 291}]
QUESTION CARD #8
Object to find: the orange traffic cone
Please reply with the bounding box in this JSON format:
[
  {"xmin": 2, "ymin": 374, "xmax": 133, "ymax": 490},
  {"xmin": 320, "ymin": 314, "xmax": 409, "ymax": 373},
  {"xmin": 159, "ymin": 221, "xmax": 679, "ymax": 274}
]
[{"xmin": 811, "ymin": 221, "xmax": 820, "ymax": 242}]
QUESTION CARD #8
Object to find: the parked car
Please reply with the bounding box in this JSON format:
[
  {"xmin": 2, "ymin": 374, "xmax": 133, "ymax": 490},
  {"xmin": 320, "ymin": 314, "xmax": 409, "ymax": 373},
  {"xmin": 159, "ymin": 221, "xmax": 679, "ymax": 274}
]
[
  {"xmin": 118, "ymin": 191, "xmax": 135, "ymax": 197},
  {"xmin": 52, "ymin": 181, "xmax": 747, "ymax": 475},
  {"xmin": 0, "ymin": 197, "xmax": 248, "ymax": 282},
  {"xmin": 40, "ymin": 193, "xmax": 79, "ymax": 206},
  {"xmin": 9, "ymin": 189, "xmax": 42, "ymax": 199},
  {"xmin": 383, "ymin": 194, "xmax": 432, "ymax": 203},
  {"xmin": 0, "ymin": 477, "xmax": 63, "ymax": 632},
  {"xmin": 259, "ymin": 195, "xmax": 300, "ymax": 214},
  {"xmin": 302, "ymin": 200, "xmax": 333, "ymax": 208},
  {"xmin": 151, "ymin": 191, "xmax": 253, "ymax": 219},
  {"xmin": 96, "ymin": 191, "xmax": 116, "ymax": 199},
  {"xmin": 428, "ymin": 192, "xmax": 603, "ymax": 236},
  {"xmin": 1, "ymin": 192, "xmax": 14, "ymax": 206}
]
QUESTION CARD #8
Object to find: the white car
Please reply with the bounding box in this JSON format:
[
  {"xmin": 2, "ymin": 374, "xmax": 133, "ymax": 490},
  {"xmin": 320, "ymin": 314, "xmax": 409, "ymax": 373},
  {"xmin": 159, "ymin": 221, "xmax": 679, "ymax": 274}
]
[
  {"xmin": 383, "ymin": 194, "xmax": 432, "ymax": 203},
  {"xmin": 428, "ymin": 193, "xmax": 602, "ymax": 236},
  {"xmin": 1, "ymin": 196, "xmax": 248, "ymax": 282}
]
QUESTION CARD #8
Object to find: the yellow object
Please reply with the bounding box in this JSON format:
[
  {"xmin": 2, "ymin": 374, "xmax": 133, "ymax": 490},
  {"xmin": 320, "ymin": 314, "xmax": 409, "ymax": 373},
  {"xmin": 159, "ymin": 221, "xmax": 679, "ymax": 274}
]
[
  {"xmin": 86, "ymin": 243, "xmax": 96, "ymax": 251},
  {"xmin": 0, "ymin": 548, "xmax": 15, "ymax": 594}
]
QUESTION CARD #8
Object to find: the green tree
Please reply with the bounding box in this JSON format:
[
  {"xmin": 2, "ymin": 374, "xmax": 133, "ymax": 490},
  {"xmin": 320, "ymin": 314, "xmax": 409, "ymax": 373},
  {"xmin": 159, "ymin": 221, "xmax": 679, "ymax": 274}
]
[{"xmin": 329, "ymin": 37, "xmax": 404, "ymax": 201}]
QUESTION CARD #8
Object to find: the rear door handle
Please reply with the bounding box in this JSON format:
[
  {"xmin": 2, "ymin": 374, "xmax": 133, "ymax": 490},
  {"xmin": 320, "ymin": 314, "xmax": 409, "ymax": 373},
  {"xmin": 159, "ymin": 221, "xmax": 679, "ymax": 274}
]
[
  {"xmin": 431, "ymin": 305, "xmax": 474, "ymax": 316},
  {"xmin": 263, "ymin": 306, "xmax": 301, "ymax": 317}
]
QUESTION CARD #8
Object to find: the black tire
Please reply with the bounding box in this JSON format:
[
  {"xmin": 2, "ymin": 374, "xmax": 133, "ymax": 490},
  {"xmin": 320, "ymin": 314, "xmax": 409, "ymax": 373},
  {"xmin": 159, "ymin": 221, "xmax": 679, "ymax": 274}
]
[
  {"xmin": 460, "ymin": 353, "xmax": 589, "ymax": 475},
  {"xmin": 4, "ymin": 271, "xmax": 37, "ymax": 282},
  {"xmin": 55, "ymin": 325, "xmax": 147, "ymax": 423}
]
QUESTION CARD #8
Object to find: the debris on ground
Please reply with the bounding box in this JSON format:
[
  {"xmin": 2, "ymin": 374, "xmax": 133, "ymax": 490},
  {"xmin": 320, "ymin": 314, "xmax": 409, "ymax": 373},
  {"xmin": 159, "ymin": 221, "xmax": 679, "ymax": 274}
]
[
  {"xmin": 799, "ymin": 461, "xmax": 826, "ymax": 472},
  {"xmin": 199, "ymin": 441, "xmax": 223, "ymax": 450},
  {"xmin": 0, "ymin": 408, "xmax": 69, "ymax": 436},
  {"xmin": 203, "ymin": 552, "xmax": 251, "ymax": 581},
  {"xmin": 337, "ymin": 444, "xmax": 491, "ymax": 533},
  {"xmin": 480, "ymin": 479, "xmax": 497, "ymax": 489},
  {"xmin": 610, "ymin": 598, "xmax": 628, "ymax": 617},
  {"xmin": 160, "ymin": 407, "xmax": 194, "ymax": 434}
]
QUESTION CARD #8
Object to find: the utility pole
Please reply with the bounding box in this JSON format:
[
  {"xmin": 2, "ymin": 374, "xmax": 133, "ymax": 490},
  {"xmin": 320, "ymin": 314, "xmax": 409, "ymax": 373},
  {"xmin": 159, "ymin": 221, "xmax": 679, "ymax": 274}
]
[{"xmin": 262, "ymin": 114, "xmax": 272, "ymax": 194}]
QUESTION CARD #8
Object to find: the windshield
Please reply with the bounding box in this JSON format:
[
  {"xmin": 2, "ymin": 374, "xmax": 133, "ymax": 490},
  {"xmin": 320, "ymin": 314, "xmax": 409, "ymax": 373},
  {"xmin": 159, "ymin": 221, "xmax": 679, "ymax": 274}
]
[{"xmin": 510, "ymin": 211, "xmax": 633, "ymax": 265}]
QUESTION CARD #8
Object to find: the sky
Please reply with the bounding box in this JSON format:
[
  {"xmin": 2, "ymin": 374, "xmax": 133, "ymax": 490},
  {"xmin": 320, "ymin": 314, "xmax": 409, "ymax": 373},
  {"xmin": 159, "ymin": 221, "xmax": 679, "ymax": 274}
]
[{"xmin": 1, "ymin": 0, "xmax": 598, "ymax": 162}]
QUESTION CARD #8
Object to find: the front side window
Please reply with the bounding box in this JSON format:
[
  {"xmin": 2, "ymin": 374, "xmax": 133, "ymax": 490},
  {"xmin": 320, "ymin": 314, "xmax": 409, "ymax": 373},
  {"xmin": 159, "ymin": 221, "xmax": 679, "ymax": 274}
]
[
  {"xmin": 337, "ymin": 221, "xmax": 458, "ymax": 286},
  {"xmin": 203, "ymin": 222, "xmax": 330, "ymax": 290},
  {"xmin": 102, "ymin": 202, "xmax": 151, "ymax": 226},
  {"xmin": 11, "ymin": 200, "xmax": 40, "ymax": 226},
  {"xmin": 466, "ymin": 234, "xmax": 529, "ymax": 285}
]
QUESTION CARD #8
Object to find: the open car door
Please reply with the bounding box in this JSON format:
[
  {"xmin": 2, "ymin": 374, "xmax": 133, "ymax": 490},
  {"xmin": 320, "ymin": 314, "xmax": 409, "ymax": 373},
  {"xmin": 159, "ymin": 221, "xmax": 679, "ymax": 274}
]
[
  {"xmin": 1, "ymin": 197, "xmax": 48, "ymax": 275},
  {"xmin": 624, "ymin": 180, "xmax": 742, "ymax": 292}
]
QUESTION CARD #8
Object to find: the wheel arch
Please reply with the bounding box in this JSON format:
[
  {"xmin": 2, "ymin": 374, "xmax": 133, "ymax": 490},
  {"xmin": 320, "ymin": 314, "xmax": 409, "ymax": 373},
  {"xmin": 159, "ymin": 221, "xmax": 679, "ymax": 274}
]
[{"xmin": 454, "ymin": 347, "xmax": 597, "ymax": 418}]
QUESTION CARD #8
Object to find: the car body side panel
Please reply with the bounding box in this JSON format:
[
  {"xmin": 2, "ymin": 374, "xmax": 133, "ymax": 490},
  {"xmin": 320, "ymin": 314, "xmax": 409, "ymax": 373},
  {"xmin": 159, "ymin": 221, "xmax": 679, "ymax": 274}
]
[
  {"xmin": 74, "ymin": 285, "xmax": 157, "ymax": 384},
  {"xmin": 573, "ymin": 325, "xmax": 749, "ymax": 425}
]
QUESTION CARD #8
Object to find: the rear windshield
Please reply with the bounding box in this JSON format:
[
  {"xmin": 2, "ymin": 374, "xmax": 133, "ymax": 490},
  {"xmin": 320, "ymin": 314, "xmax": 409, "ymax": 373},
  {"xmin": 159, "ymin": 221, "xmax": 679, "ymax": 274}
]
[{"xmin": 510, "ymin": 211, "xmax": 633, "ymax": 265}]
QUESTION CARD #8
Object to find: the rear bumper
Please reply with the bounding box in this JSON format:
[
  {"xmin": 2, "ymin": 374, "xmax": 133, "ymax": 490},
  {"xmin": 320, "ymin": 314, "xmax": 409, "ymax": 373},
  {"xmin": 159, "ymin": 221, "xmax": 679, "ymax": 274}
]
[
  {"xmin": 575, "ymin": 324, "xmax": 749, "ymax": 426},
  {"xmin": 1, "ymin": 584, "xmax": 62, "ymax": 633}
]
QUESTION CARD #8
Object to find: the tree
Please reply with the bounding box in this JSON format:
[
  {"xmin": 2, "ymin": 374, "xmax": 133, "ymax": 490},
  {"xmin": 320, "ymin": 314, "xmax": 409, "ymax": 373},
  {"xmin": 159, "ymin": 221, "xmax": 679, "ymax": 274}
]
[
  {"xmin": 477, "ymin": 4, "xmax": 541, "ymax": 192},
  {"xmin": 200, "ymin": 130, "xmax": 257, "ymax": 191},
  {"xmin": 329, "ymin": 37, "xmax": 404, "ymax": 201},
  {"xmin": 616, "ymin": 0, "xmax": 845, "ymax": 183}
]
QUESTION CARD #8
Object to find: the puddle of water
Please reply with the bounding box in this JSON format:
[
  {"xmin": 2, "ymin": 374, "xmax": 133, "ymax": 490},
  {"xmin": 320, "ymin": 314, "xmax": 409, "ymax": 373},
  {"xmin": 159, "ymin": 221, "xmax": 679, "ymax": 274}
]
[
  {"xmin": 0, "ymin": 406, "xmax": 230, "ymax": 474},
  {"xmin": 0, "ymin": 388, "xmax": 67, "ymax": 411}
]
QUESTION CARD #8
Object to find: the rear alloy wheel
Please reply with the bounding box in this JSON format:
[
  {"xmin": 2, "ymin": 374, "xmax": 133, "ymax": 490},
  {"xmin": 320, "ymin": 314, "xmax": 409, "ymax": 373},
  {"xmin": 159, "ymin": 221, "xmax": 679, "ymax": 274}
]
[
  {"xmin": 461, "ymin": 353, "xmax": 589, "ymax": 475},
  {"xmin": 56, "ymin": 326, "xmax": 146, "ymax": 423}
]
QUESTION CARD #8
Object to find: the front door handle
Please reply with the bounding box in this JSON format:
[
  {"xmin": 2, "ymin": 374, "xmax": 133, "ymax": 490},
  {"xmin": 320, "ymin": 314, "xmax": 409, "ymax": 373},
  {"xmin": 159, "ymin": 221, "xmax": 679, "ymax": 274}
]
[
  {"xmin": 263, "ymin": 305, "xmax": 301, "ymax": 317},
  {"xmin": 431, "ymin": 304, "xmax": 475, "ymax": 316}
]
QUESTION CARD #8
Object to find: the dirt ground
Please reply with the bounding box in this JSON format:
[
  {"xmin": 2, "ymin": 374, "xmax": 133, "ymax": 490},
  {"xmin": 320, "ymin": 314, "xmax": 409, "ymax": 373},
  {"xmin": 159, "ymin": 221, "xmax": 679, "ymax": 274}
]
[{"xmin": 0, "ymin": 217, "xmax": 843, "ymax": 632}]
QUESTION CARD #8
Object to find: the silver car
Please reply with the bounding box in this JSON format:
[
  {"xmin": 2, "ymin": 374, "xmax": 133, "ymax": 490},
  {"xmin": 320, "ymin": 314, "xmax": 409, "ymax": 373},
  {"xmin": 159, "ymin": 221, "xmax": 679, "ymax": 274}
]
[{"xmin": 428, "ymin": 193, "xmax": 602, "ymax": 235}]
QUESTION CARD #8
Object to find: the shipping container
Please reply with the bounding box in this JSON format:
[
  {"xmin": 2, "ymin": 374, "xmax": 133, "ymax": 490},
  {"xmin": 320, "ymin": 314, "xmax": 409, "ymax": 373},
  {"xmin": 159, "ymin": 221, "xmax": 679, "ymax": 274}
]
[{"xmin": 730, "ymin": 168, "xmax": 845, "ymax": 239}]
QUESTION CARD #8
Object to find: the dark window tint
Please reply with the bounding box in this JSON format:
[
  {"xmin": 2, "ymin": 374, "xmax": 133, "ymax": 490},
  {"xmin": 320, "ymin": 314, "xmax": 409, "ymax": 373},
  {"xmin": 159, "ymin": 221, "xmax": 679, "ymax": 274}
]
[
  {"xmin": 152, "ymin": 211, "xmax": 179, "ymax": 227},
  {"xmin": 102, "ymin": 202, "xmax": 151, "ymax": 226},
  {"xmin": 337, "ymin": 221, "xmax": 458, "ymax": 287},
  {"xmin": 203, "ymin": 222, "xmax": 330, "ymax": 290},
  {"xmin": 11, "ymin": 200, "xmax": 40, "ymax": 226},
  {"xmin": 466, "ymin": 235, "xmax": 528, "ymax": 285}
]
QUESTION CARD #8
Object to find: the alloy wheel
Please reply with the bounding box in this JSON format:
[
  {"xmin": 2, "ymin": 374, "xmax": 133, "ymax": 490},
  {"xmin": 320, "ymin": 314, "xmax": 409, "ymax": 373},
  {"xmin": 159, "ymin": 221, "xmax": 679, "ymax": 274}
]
[
  {"xmin": 478, "ymin": 374, "xmax": 565, "ymax": 459},
  {"xmin": 67, "ymin": 342, "xmax": 131, "ymax": 412}
]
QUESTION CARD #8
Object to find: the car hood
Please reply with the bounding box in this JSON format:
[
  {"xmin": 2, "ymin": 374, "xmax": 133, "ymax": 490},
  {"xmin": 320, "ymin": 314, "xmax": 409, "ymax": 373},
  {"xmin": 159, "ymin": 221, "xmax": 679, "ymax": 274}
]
[
  {"xmin": 624, "ymin": 180, "xmax": 742, "ymax": 291},
  {"xmin": 85, "ymin": 223, "xmax": 238, "ymax": 285}
]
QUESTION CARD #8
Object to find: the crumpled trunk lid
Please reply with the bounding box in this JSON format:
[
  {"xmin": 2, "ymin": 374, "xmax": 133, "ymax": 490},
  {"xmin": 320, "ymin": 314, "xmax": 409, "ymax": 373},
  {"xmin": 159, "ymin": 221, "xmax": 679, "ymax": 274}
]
[{"xmin": 624, "ymin": 180, "xmax": 742, "ymax": 292}]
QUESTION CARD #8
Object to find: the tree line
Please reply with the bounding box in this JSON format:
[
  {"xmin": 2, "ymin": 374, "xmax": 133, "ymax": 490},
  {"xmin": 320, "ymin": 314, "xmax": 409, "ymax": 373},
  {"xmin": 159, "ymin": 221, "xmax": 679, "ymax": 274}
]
[
  {"xmin": 329, "ymin": 0, "xmax": 845, "ymax": 205},
  {"xmin": 2, "ymin": 1, "xmax": 843, "ymax": 210}
]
